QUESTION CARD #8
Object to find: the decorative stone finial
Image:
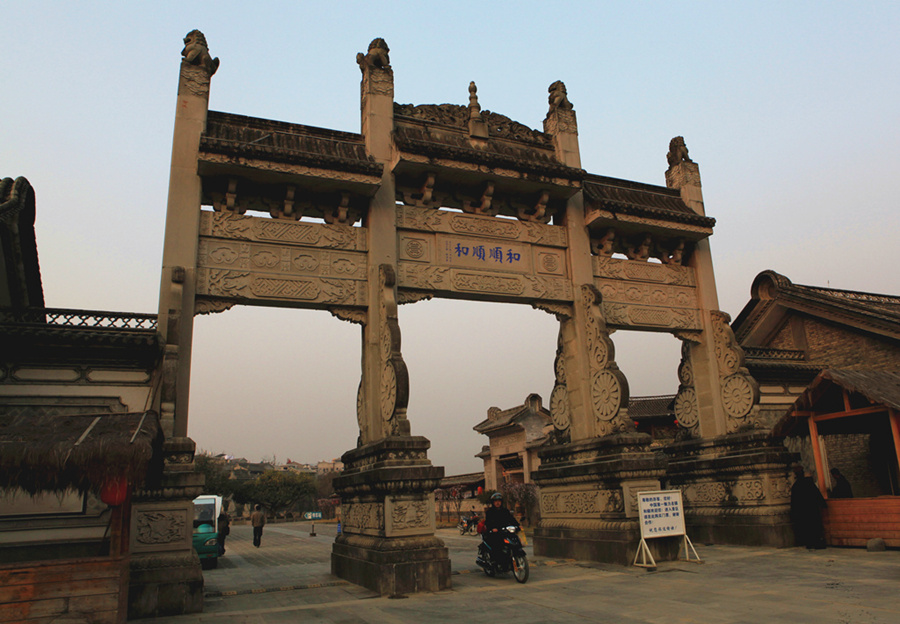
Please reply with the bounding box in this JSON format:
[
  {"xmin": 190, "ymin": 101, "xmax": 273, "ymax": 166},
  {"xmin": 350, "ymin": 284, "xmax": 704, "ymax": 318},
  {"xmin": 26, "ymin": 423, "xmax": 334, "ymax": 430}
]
[
  {"xmin": 181, "ymin": 29, "xmax": 219, "ymax": 75},
  {"xmin": 468, "ymin": 81, "xmax": 481, "ymax": 118},
  {"xmin": 547, "ymin": 80, "xmax": 573, "ymax": 113},
  {"xmin": 467, "ymin": 81, "xmax": 489, "ymax": 139},
  {"xmin": 356, "ymin": 38, "xmax": 391, "ymax": 70},
  {"xmin": 666, "ymin": 136, "xmax": 693, "ymax": 167}
]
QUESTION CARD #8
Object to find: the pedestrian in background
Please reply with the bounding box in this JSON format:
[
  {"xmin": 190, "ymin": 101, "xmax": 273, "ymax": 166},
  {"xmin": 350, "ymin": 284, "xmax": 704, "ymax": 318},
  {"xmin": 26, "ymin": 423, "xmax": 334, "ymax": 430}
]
[
  {"xmin": 250, "ymin": 504, "xmax": 266, "ymax": 548},
  {"xmin": 218, "ymin": 510, "xmax": 231, "ymax": 555},
  {"xmin": 790, "ymin": 465, "xmax": 826, "ymax": 549}
]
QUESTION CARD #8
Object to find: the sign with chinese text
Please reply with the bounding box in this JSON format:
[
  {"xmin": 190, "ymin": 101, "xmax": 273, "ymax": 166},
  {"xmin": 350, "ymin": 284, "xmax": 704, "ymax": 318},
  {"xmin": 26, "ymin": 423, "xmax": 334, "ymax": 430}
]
[{"xmin": 637, "ymin": 490, "xmax": 685, "ymax": 539}]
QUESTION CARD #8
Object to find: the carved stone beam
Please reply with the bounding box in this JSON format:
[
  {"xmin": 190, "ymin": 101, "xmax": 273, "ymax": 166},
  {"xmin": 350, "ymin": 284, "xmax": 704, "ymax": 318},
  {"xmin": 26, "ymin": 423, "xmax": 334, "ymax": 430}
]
[
  {"xmin": 468, "ymin": 181, "xmax": 495, "ymax": 216},
  {"xmin": 660, "ymin": 237, "xmax": 686, "ymax": 265},
  {"xmin": 626, "ymin": 233, "xmax": 653, "ymax": 261},
  {"xmin": 214, "ymin": 177, "xmax": 241, "ymax": 213},
  {"xmin": 517, "ymin": 190, "xmax": 551, "ymax": 223},
  {"xmin": 323, "ymin": 192, "xmax": 354, "ymax": 225},
  {"xmin": 402, "ymin": 173, "xmax": 437, "ymax": 207},
  {"xmin": 270, "ymin": 184, "xmax": 302, "ymax": 221},
  {"xmin": 590, "ymin": 228, "xmax": 616, "ymax": 257}
]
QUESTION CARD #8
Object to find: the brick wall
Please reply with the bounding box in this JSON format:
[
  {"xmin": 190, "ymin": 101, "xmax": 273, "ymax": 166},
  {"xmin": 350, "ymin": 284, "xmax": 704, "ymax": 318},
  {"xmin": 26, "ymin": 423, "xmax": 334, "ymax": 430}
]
[
  {"xmin": 803, "ymin": 318, "xmax": 900, "ymax": 370},
  {"xmin": 822, "ymin": 434, "xmax": 883, "ymax": 498}
]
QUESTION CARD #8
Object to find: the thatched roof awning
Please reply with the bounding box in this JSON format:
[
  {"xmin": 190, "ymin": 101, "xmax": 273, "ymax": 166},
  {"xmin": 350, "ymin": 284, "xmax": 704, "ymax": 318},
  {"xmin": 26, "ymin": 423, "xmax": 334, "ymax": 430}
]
[{"xmin": 0, "ymin": 411, "xmax": 162, "ymax": 494}]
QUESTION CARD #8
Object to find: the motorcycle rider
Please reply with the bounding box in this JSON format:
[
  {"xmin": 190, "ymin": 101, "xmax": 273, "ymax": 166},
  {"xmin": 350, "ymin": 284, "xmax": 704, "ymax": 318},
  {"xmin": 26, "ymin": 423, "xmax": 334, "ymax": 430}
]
[{"xmin": 482, "ymin": 492, "xmax": 519, "ymax": 558}]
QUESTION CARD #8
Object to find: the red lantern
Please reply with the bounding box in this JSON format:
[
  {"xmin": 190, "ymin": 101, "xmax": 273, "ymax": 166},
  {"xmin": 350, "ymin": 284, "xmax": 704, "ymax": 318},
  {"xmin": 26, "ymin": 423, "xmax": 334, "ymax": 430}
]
[
  {"xmin": 100, "ymin": 477, "xmax": 129, "ymax": 506},
  {"xmin": 477, "ymin": 486, "xmax": 483, "ymax": 494}
]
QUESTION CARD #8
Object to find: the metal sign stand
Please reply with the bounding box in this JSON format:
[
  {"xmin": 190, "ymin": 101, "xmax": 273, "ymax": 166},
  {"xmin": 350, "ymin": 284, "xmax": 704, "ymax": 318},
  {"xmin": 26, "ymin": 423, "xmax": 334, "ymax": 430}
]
[{"xmin": 633, "ymin": 490, "xmax": 703, "ymax": 569}]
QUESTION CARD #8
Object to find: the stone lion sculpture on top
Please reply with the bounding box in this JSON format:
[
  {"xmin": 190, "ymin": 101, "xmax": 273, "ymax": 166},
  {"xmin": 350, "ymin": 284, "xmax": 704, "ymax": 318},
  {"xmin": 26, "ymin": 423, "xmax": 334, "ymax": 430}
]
[
  {"xmin": 666, "ymin": 136, "xmax": 693, "ymax": 167},
  {"xmin": 357, "ymin": 38, "xmax": 391, "ymax": 69},
  {"xmin": 548, "ymin": 80, "xmax": 573, "ymax": 112},
  {"xmin": 182, "ymin": 29, "xmax": 219, "ymax": 75}
]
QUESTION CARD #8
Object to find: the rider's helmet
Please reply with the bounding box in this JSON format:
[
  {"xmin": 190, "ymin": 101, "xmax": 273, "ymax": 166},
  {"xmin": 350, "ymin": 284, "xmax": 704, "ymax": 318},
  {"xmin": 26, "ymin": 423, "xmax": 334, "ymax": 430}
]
[{"xmin": 490, "ymin": 492, "xmax": 503, "ymax": 502}]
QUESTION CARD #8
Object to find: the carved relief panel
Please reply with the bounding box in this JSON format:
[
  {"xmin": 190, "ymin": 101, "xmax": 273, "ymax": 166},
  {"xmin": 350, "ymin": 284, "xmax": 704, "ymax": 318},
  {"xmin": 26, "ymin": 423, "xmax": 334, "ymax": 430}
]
[
  {"xmin": 385, "ymin": 496, "xmax": 435, "ymax": 537},
  {"xmin": 130, "ymin": 502, "xmax": 191, "ymax": 554},
  {"xmin": 593, "ymin": 256, "xmax": 701, "ymax": 331},
  {"xmin": 397, "ymin": 205, "xmax": 571, "ymax": 302},
  {"xmin": 195, "ymin": 211, "xmax": 368, "ymax": 308}
]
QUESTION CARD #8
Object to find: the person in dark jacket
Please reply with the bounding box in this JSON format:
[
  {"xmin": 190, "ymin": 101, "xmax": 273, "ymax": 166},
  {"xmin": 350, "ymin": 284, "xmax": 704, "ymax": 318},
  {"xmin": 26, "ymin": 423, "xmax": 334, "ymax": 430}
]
[
  {"xmin": 829, "ymin": 467, "xmax": 853, "ymax": 498},
  {"xmin": 790, "ymin": 465, "xmax": 826, "ymax": 549},
  {"xmin": 482, "ymin": 492, "xmax": 519, "ymax": 558},
  {"xmin": 217, "ymin": 510, "xmax": 231, "ymax": 555}
]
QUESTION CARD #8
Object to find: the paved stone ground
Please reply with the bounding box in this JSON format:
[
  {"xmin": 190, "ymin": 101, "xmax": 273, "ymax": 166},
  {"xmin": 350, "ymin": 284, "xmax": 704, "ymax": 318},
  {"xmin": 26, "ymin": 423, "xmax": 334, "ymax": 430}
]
[{"xmin": 154, "ymin": 523, "xmax": 900, "ymax": 623}]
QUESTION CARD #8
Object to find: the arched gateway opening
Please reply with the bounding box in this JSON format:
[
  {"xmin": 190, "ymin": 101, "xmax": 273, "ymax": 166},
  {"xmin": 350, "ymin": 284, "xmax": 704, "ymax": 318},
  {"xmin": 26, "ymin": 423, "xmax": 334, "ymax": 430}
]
[{"xmin": 138, "ymin": 33, "xmax": 796, "ymax": 605}]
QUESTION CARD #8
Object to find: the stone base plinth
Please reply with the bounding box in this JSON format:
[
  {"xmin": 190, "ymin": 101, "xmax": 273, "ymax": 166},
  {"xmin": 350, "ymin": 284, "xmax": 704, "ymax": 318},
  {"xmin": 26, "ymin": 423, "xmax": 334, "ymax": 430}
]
[
  {"xmin": 664, "ymin": 431, "xmax": 796, "ymax": 548},
  {"xmin": 128, "ymin": 550, "xmax": 204, "ymax": 619},
  {"xmin": 128, "ymin": 437, "xmax": 205, "ymax": 619},
  {"xmin": 534, "ymin": 523, "xmax": 680, "ymax": 564},
  {"xmin": 532, "ymin": 433, "xmax": 672, "ymax": 565},
  {"xmin": 332, "ymin": 534, "xmax": 450, "ymax": 595},
  {"xmin": 332, "ymin": 436, "xmax": 450, "ymax": 595}
]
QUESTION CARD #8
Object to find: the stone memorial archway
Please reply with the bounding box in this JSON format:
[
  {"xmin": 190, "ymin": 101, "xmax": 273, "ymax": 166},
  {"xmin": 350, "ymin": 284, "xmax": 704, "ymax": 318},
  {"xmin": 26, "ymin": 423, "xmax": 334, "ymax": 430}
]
[{"xmin": 140, "ymin": 32, "xmax": 793, "ymax": 605}]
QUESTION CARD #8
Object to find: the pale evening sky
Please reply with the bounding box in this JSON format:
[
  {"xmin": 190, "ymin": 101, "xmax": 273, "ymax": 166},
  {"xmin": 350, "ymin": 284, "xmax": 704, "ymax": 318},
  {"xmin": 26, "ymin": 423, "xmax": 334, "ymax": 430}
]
[{"xmin": 2, "ymin": 2, "xmax": 898, "ymax": 474}]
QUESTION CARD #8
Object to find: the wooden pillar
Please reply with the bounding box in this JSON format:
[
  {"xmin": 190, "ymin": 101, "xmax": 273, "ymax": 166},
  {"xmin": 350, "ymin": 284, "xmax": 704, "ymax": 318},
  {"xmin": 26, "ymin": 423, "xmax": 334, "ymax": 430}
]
[
  {"xmin": 890, "ymin": 408, "xmax": 900, "ymax": 484},
  {"xmin": 808, "ymin": 417, "xmax": 827, "ymax": 495}
]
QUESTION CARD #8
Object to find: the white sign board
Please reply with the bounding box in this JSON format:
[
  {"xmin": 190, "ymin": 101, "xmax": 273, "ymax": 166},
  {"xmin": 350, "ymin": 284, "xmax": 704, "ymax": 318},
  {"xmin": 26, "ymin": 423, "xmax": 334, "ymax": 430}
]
[{"xmin": 637, "ymin": 490, "xmax": 685, "ymax": 539}]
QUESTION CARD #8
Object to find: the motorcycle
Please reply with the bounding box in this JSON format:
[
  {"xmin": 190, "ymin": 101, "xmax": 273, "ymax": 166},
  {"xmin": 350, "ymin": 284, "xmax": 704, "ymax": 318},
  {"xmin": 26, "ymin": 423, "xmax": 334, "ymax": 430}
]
[
  {"xmin": 475, "ymin": 525, "xmax": 529, "ymax": 583},
  {"xmin": 458, "ymin": 516, "xmax": 476, "ymax": 535}
]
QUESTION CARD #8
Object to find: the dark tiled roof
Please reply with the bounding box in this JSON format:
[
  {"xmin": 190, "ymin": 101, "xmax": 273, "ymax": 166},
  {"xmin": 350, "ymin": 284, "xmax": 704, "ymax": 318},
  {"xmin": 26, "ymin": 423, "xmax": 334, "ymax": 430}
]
[
  {"xmin": 733, "ymin": 270, "xmax": 900, "ymax": 343},
  {"xmin": 394, "ymin": 124, "xmax": 582, "ymax": 180},
  {"xmin": 201, "ymin": 111, "xmax": 382, "ymax": 177},
  {"xmin": 628, "ymin": 395, "xmax": 675, "ymax": 419},
  {"xmin": 774, "ymin": 369, "xmax": 900, "ymax": 436},
  {"xmin": 584, "ymin": 174, "xmax": 716, "ymax": 228},
  {"xmin": 818, "ymin": 369, "xmax": 900, "ymax": 412},
  {"xmin": 439, "ymin": 472, "xmax": 485, "ymax": 488}
]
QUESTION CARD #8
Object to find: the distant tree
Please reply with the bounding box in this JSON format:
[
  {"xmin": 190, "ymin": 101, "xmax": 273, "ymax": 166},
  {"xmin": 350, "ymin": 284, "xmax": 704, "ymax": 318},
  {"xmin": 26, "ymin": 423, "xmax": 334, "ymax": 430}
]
[
  {"xmin": 194, "ymin": 453, "xmax": 232, "ymax": 497},
  {"xmin": 249, "ymin": 470, "xmax": 316, "ymax": 515},
  {"xmin": 316, "ymin": 471, "xmax": 338, "ymax": 500},
  {"xmin": 501, "ymin": 482, "xmax": 539, "ymax": 525}
]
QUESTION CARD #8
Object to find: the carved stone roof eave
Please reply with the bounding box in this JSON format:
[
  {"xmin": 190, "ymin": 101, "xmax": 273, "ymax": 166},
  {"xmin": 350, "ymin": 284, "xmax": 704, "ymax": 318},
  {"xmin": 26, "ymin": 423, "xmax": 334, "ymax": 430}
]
[
  {"xmin": 584, "ymin": 175, "xmax": 716, "ymax": 231},
  {"xmin": 200, "ymin": 111, "xmax": 383, "ymax": 181},
  {"xmin": 393, "ymin": 144, "xmax": 584, "ymax": 184},
  {"xmin": 393, "ymin": 104, "xmax": 554, "ymax": 149}
]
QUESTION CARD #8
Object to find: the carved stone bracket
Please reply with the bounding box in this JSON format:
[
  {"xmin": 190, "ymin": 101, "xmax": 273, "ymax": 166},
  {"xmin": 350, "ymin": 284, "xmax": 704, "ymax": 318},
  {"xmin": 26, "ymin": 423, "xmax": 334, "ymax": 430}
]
[
  {"xmin": 193, "ymin": 299, "xmax": 234, "ymax": 316},
  {"xmin": 579, "ymin": 285, "xmax": 632, "ymax": 437},
  {"xmin": 674, "ymin": 339, "xmax": 700, "ymax": 439},
  {"xmin": 531, "ymin": 301, "xmax": 572, "ymax": 321},
  {"xmin": 549, "ymin": 330, "xmax": 571, "ymax": 441},
  {"xmin": 330, "ymin": 307, "xmax": 367, "ymax": 325},
  {"xmin": 397, "ymin": 290, "xmax": 434, "ymax": 305},
  {"xmin": 711, "ymin": 311, "xmax": 762, "ymax": 433},
  {"xmin": 378, "ymin": 265, "xmax": 410, "ymax": 438}
]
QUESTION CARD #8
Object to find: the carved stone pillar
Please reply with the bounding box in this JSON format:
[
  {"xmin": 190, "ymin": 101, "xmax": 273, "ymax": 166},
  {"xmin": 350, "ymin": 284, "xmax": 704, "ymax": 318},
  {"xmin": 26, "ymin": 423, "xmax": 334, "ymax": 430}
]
[
  {"xmin": 532, "ymin": 86, "xmax": 671, "ymax": 565},
  {"xmin": 157, "ymin": 30, "xmax": 219, "ymax": 439},
  {"xmin": 128, "ymin": 438, "xmax": 205, "ymax": 619},
  {"xmin": 135, "ymin": 31, "xmax": 219, "ymax": 619},
  {"xmin": 665, "ymin": 139, "xmax": 791, "ymax": 546},
  {"xmin": 331, "ymin": 437, "xmax": 450, "ymax": 595},
  {"xmin": 331, "ymin": 40, "xmax": 449, "ymax": 595}
]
